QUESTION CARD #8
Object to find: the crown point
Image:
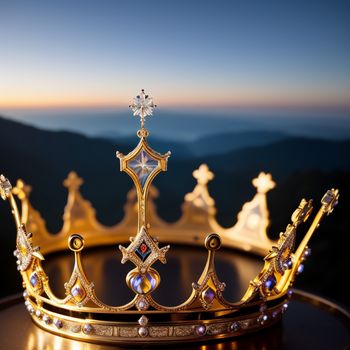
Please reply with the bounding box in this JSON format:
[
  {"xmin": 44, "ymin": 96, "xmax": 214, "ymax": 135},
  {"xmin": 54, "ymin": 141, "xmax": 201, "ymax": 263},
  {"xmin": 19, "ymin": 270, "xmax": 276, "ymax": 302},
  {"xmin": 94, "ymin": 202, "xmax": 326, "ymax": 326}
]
[
  {"xmin": 252, "ymin": 172, "xmax": 275, "ymax": 194},
  {"xmin": 193, "ymin": 164, "xmax": 214, "ymax": 186},
  {"xmin": 63, "ymin": 171, "xmax": 83, "ymax": 191}
]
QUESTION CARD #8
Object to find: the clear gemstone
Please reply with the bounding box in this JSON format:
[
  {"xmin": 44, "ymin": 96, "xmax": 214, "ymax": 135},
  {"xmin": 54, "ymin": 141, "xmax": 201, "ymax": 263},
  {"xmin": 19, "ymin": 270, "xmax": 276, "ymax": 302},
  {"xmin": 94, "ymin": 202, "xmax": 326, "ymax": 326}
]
[
  {"xmin": 304, "ymin": 248, "xmax": 312, "ymax": 257},
  {"xmin": 229, "ymin": 322, "xmax": 239, "ymax": 332},
  {"xmin": 35, "ymin": 310, "xmax": 41, "ymax": 318},
  {"xmin": 30, "ymin": 272, "xmax": 39, "ymax": 287},
  {"xmin": 130, "ymin": 90, "xmax": 155, "ymax": 118},
  {"xmin": 23, "ymin": 290, "xmax": 29, "ymax": 299},
  {"xmin": 83, "ymin": 324, "xmax": 93, "ymax": 334},
  {"xmin": 43, "ymin": 315, "xmax": 52, "ymax": 325},
  {"xmin": 54, "ymin": 319, "xmax": 63, "ymax": 329},
  {"xmin": 195, "ymin": 325, "xmax": 206, "ymax": 336},
  {"xmin": 262, "ymin": 314, "xmax": 268, "ymax": 321},
  {"xmin": 71, "ymin": 284, "xmax": 85, "ymax": 301},
  {"xmin": 138, "ymin": 315, "xmax": 148, "ymax": 327},
  {"xmin": 138, "ymin": 327, "xmax": 149, "ymax": 337},
  {"xmin": 128, "ymin": 150, "xmax": 158, "ymax": 187}
]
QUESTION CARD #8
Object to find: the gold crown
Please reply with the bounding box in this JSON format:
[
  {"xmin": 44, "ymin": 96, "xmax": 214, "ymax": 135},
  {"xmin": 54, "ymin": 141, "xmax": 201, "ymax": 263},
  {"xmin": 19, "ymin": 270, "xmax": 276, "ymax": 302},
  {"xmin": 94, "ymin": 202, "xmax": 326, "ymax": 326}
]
[{"xmin": 0, "ymin": 90, "xmax": 339, "ymax": 345}]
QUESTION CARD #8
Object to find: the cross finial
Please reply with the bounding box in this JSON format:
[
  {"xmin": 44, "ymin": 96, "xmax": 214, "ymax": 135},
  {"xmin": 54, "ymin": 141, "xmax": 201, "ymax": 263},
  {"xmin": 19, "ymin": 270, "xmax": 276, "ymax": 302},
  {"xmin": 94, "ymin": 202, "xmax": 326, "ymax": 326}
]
[
  {"xmin": 63, "ymin": 171, "xmax": 83, "ymax": 192},
  {"xmin": 193, "ymin": 164, "xmax": 214, "ymax": 186},
  {"xmin": 252, "ymin": 172, "xmax": 275, "ymax": 194},
  {"xmin": 130, "ymin": 89, "xmax": 156, "ymax": 137}
]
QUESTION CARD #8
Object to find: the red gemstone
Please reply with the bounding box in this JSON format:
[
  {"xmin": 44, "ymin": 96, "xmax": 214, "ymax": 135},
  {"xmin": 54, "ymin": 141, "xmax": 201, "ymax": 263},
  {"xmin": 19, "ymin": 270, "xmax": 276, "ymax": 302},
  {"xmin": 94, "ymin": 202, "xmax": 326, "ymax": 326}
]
[{"xmin": 140, "ymin": 243, "xmax": 148, "ymax": 254}]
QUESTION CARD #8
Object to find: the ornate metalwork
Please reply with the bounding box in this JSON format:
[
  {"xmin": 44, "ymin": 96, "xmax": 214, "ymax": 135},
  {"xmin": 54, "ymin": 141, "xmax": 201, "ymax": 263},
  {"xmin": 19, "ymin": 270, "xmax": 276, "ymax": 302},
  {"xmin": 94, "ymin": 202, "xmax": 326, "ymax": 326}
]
[{"xmin": 0, "ymin": 90, "xmax": 339, "ymax": 345}]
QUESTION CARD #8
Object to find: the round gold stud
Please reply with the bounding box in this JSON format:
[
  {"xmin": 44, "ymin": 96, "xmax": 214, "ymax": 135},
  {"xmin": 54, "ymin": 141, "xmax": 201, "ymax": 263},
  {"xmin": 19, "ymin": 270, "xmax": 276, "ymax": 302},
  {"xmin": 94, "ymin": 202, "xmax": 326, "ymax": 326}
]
[
  {"xmin": 68, "ymin": 234, "xmax": 85, "ymax": 252},
  {"xmin": 205, "ymin": 233, "xmax": 221, "ymax": 251},
  {"xmin": 137, "ymin": 128, "xmax": 149, "ymax": 138}
]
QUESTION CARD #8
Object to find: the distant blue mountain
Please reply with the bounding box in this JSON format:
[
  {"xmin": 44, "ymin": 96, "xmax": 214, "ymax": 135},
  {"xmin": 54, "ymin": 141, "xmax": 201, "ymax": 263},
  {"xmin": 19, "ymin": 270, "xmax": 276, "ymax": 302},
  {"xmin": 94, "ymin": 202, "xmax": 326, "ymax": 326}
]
[
  {"xmin": 104, "ymin": 130, "xmax": 289, "ymax": 158},
  {"xmin": 3, "ymin": 108, "xmax": 350, "ymax": 142}
]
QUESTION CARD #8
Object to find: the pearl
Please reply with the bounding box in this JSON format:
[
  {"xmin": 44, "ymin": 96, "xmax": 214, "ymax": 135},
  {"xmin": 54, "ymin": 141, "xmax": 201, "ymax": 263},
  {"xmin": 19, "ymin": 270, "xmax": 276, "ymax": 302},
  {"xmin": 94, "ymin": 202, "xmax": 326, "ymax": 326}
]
[
  {"xmin": 138, "ymin": 327, "xmax": 149, "ymax": 337},
  {"xmin": 136, "ymin": 299, "xmax": 149, "ymax": 311}
]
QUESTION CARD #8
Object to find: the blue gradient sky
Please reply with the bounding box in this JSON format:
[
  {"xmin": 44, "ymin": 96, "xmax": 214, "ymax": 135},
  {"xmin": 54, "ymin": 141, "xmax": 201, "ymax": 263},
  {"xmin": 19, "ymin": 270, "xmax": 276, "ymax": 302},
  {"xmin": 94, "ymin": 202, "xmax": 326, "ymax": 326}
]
[{"xmin": 0, "ymin": 0, "xmax": 349, "ymax": 110}]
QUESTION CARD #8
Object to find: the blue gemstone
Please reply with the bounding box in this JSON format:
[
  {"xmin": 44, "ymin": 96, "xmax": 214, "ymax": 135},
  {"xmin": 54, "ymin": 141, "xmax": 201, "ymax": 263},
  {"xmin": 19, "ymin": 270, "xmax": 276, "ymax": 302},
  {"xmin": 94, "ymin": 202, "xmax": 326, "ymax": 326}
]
[
  {"xmin": 286, "ymin": 258, "xmax": 293, "ymax": 269},
  {"xmin": 264, "ymin": 275, "xmax": 276, "ymax": 291},
  {"xmin": 30, "ymin": 273, "xmax": 39, "ymax": 287},
  {"xmin": 297, "ymin": 264, "xmax": 304, "ymax": 274}
]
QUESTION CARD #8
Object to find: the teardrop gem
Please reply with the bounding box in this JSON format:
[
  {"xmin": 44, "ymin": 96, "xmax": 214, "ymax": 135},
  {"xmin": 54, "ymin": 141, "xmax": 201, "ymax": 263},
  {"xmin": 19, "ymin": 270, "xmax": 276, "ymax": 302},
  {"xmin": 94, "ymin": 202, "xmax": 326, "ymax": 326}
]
[{"xmin": 128, "ymin": 269, "xmax": 160, "ymax": 295}]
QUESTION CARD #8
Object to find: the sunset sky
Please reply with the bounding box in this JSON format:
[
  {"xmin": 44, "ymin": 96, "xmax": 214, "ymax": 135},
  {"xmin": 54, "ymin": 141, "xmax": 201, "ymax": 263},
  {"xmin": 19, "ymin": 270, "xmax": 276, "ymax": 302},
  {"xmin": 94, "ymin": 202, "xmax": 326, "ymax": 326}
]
[{"xmin": 0, "ymin": 0, "xmax": 349, "ymax": 112}]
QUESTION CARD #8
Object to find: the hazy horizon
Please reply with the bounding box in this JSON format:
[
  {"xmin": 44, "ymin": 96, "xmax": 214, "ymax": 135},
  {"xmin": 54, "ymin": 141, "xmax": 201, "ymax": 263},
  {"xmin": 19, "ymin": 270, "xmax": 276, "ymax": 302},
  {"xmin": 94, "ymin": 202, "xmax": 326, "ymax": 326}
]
[{"xmin": 1, "ymin": 107, "xmax": 350, "ymax": 142}]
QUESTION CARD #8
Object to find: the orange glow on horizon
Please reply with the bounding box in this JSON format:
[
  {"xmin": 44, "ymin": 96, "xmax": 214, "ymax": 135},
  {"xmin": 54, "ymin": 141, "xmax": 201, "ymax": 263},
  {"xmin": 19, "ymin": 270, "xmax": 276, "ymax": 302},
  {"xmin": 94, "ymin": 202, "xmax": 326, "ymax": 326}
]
[{"xmin": 1, "ymin": 89, "xmax": 350, "ymax": 111}]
